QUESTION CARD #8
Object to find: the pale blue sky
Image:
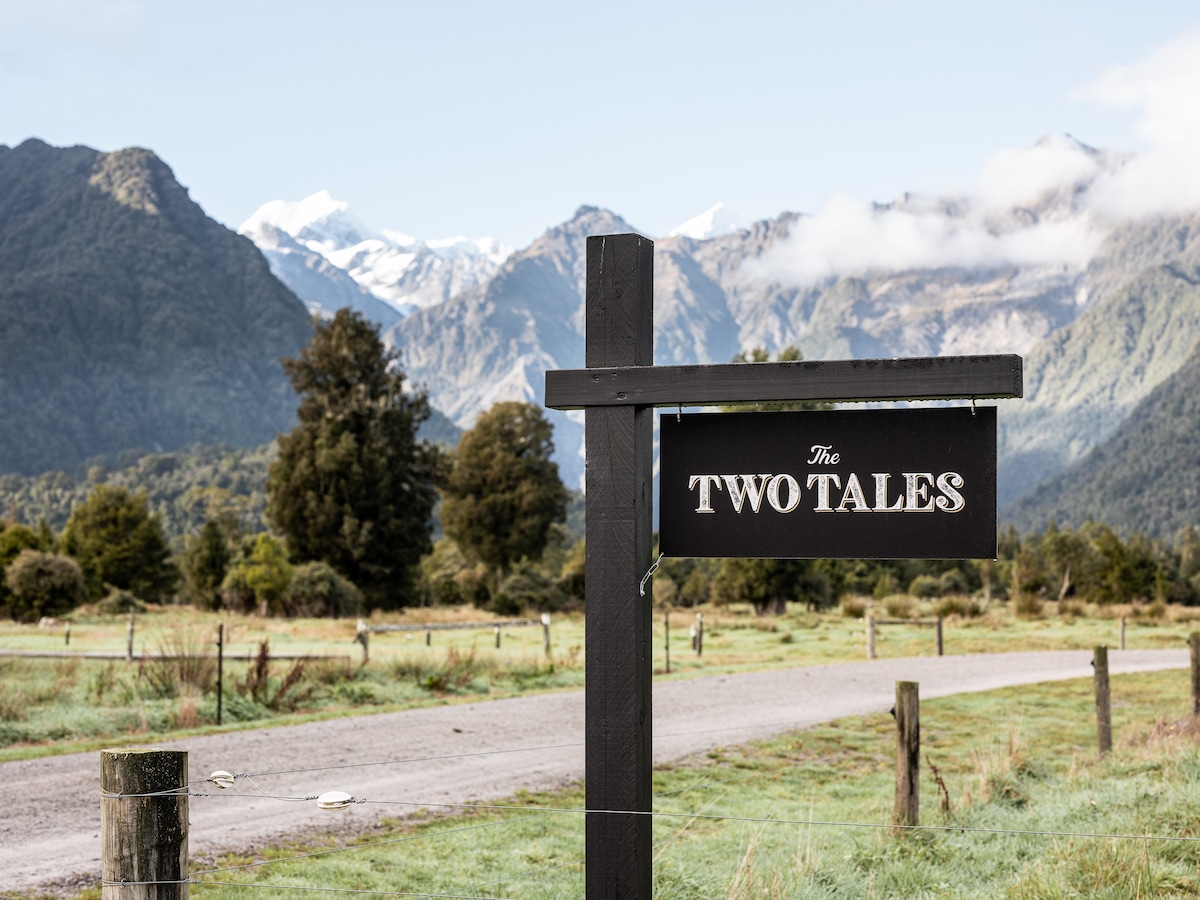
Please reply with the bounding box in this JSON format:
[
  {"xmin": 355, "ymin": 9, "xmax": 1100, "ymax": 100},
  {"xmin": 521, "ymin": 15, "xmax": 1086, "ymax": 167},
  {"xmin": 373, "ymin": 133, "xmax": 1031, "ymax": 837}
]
[{"xmin": 1, "ymin": 0, "xmax": 1197, "ymax": 246}]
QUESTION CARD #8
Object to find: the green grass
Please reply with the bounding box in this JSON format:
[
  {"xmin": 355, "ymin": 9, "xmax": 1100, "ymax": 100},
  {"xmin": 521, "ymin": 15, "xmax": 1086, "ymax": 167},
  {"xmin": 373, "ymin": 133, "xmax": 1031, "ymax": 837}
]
[
  {"xmin": 1, "ymin": 598, "xmax": 1197, "ymax": 762},
  {"xmin": 39, "ymin": 668, "xmax": 1200, "ymax": 899}
]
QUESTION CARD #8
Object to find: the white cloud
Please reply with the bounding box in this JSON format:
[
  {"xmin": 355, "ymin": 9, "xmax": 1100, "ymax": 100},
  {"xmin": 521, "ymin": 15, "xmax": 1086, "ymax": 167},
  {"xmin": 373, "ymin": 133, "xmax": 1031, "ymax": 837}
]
[
  {"xmin": 973, "ymin": 135, "xmax": 1101, "ymax": 213},
  {"xmin": 755, "ymin": 31, "xmax": 1200, "ymax": 287},
  {"xmin": 1078, "ymin": 30, "xmax": 1200, "ymax": 217},
  {"xmin": 752, "ymin": 193, "xmax": 1101, "ymax": 286}
]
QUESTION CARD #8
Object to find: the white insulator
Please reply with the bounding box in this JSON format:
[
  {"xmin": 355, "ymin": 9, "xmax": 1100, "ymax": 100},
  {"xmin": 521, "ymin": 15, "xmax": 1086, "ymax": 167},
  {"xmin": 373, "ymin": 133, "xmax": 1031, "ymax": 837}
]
[{"xmin": 317, "ymin": 790, "xmax": 354, "ymax": 810}]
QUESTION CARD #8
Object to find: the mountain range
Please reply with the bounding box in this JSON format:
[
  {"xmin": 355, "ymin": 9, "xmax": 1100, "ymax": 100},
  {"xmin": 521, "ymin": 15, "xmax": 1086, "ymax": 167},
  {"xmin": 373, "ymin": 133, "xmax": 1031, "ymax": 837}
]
[
  {"xmin": 2, "ymin": 136, "xmax": 1197, "ymax": 539},
  {"xmin": 242, "ymin": 135, "xmax": 1200, "ymax": 535}
]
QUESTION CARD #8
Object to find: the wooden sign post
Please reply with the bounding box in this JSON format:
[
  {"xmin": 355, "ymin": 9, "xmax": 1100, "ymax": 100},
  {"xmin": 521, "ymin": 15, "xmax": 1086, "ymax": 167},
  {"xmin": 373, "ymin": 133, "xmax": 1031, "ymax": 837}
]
[{"xmin": 545, "ymin": 233, "xmax": 1022, "ymax": 898}]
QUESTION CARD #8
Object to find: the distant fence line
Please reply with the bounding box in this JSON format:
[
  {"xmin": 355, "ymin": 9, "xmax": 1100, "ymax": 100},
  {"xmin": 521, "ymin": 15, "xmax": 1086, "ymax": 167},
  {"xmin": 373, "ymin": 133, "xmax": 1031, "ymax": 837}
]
[{"xmin": 355, "ymin": 615, "xmax": 552, "ymax": 661}]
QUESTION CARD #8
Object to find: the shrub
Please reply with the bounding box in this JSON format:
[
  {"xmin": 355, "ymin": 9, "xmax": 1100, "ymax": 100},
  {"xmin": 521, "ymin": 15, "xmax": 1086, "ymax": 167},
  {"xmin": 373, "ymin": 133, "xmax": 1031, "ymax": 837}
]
[
  {"xmin": 939, "ymin": 568, "xmax": 969, "ymax": 595},
  {"xmin": 883, "ymin": 594, "xmax": 916, "ymax": 618},
  {"xmin": 140, "ymin": 627, "xmax": 217, "ymax": 700},
  {"xmin": 5, "ymin": 550, "xmax": 85, "ymax": 622},
  {"xmin": 493, "ymin": 562, "xmax": 564, "ymax": 615},
  {"xmin": 873, "ymin": 572, "xmax": 899, "ymax": 599},
  {"xmin": 840, "ymin": 596, "xmax": 868, "ymax": 619},
  {"xmin": 221, "ymin": 534, "xmax": 294, "ymax": 615},
  {"xmin": 1013, "ymin": 592, "xmax": 1044, "ymax": 618},
  {"xmin": 281, "ymin": 562, "xmax": 363, "ymax": 618},
  {"xmin": 909, "ymin": 574, "xmax": 943, "ymax": 599},
  {"xmin": 97, "ymin": 586, "xmax": 146, "ymax": 615},
  {"xmin": 936, "ymin": 595, "xmax": 982, "ymax": 618}
]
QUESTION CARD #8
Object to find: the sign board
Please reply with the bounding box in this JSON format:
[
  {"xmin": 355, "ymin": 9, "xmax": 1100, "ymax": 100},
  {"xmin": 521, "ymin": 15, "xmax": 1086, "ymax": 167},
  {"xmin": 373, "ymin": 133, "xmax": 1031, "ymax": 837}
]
[{"xmin": 660, "ymin": 406, "xmax": 996, "ymax": 559}]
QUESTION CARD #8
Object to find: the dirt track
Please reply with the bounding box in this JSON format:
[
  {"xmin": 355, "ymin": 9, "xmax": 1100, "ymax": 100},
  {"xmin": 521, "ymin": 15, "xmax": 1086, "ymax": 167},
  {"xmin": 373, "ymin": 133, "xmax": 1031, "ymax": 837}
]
[{"xmin": 1, "ymin": 648, "xmax": 1187, "ymax": 895}]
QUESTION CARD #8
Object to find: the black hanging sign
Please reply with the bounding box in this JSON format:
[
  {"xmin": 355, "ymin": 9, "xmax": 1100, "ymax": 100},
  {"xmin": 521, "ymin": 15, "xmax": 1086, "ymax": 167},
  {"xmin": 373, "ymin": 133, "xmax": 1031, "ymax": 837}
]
[{"xmin": 659, "ymin": 406, "xmax": 997, "ymax": 559}]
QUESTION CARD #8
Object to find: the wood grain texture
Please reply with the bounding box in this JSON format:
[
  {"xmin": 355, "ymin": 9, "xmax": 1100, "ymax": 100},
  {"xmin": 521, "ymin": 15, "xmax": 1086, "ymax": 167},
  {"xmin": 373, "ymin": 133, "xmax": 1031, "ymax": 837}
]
[
  {"xmin": 101, "ymin": 748, "xmax": 188, "ymax": 900},
  {"xmin": 583, "ymin": 234, "xmax": 654, "ymax": 898},
  {"xmin": 546, "ymin": 354, "xmax": 1023, "ymax": 409},
  {"xmin": 893, "ymin": 682, "xmax": 919, "ymax": 830},
  {"xmin": 1094, "ymin": 646, "xmax": 1113, "ymax": 755}
]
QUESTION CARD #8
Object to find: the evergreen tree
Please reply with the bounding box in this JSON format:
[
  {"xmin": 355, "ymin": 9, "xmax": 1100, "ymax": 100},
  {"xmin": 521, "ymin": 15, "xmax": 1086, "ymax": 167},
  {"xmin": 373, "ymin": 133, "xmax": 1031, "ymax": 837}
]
[
  {"xmin": 60, "ymin": 485, "xmax": 178, "ymax": 601},
  {"xmin": 181, "ymin": 520, "xmax": 233, "ymax": 610},
  {"xmin": 441, "ymin": 401, "xmax": 569, "ymax": 588},
  {"xmin": 267, "ymin": 310, "xmax": 439, "ymax": 609}
]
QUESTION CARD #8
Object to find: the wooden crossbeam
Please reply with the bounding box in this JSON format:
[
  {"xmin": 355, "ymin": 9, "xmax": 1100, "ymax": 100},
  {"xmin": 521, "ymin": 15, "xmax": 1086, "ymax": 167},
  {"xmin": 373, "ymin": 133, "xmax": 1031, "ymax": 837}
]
[{"xmin": 544, "ymin": 354, "xmax": 1022, "ymax": 409}]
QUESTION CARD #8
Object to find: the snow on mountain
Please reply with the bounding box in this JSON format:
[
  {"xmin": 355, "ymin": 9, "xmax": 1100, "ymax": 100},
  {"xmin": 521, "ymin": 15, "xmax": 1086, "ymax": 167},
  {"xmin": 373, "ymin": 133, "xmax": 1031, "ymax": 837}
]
[
  {"xmin": 668, "ymin": 202, "xmax": 746, "ymax": 239},
  {"xmin": 239, "ymin": 191, "xmax": 512, "ymax": 324}
]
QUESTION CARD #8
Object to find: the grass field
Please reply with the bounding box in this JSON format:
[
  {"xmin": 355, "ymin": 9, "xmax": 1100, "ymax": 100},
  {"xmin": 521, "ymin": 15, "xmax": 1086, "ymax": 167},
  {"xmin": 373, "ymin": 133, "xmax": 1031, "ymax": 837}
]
[
  {"xmin": 36, "ymin": 667, "xmax": 1200, "ymax": 899},
  {"xmin": 2, "ymin": 598, "xmax": 1199, "ymax": 762}
]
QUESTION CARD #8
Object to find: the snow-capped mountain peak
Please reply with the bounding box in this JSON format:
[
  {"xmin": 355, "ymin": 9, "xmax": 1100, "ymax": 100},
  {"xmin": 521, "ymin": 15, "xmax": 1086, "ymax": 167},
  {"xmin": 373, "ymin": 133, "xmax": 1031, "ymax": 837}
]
[
  {"xmin": 668, "ymin": 202, "xmax": 746, "ymax": 240},
  {"xmin": 241, "ymin": 189, "xmax": 373, "ymax": 253},
  {"xmin": 239, "ymin": 192, "xmax": 513, "ymax": 323}
]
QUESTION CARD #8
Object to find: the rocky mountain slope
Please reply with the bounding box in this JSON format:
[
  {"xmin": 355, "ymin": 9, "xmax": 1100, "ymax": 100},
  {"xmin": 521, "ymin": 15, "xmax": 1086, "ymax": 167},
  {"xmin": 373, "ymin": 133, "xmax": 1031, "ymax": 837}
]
[{"xmin": 0, "ymin": 139, "xmax": 313, "ymax": 476}]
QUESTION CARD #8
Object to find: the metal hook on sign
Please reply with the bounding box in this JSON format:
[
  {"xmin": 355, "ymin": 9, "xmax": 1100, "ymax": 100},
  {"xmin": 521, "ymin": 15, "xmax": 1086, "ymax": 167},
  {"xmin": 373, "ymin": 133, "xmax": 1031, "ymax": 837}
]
[{"xmin": 639, "ymin": 552, "xmax": 665, "ymax": 597}]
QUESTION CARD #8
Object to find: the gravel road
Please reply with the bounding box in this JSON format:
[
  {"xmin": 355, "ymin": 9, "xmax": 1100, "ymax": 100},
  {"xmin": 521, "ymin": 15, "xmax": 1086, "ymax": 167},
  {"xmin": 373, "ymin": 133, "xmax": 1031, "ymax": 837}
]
[{"xmin": 1, "ymin": 648, "xmax": 1187, "ymax": 894}]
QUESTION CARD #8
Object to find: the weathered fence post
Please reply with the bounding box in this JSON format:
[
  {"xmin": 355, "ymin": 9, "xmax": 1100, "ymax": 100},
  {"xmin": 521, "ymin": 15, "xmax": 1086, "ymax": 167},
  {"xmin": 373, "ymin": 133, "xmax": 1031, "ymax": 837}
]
[
  {"xmin": 1094, "ymin": 645, "xmax": 1112, "ymax": 755},
  {"xmin": 425, "ymin": 629, "xmax": 431, "ymax": 646},
  {"xmin": 542, "ymin": 613, "xmax": 551, "ymax": 656},
  {"xmin": 893, "ymin": 681, "xmax": 919, "ymax": 831},
  {"xmin": 354, "ymin": 619, "xmax": 369, "ymax": 663},
  {"xmin": 1189, "ymin": 632, "xmax": 1200, "ymax": 716},
  {"xmin": 101, "ymin": 748, "xmax": 188, "ymax": 899},
  {"xmin": 494, "ymin": 625, "xmax": 501, "ymax": 649},
  {"xmin": 664, "ymin": 609, "xmax": 670, "ymax": 674},
  {"xmin": 65, "ymin": 622, "xmax": 71, "ymax": 646},
  {"xmin": 126, "ymin": 613, "xmax": 135, "ymax": 663},
  {"xmin": 695, "ymin": 612, "xmax": 704, "ymax": 657},
  {"xmin": 215, "ymin": 624, "xmax": 224, "ymax": 727},
  {"xmin": 935, "ymin": 616, "xmax": 944, "ymax": 656},
  {"xmin": 1120, "ymin": 616, "xmax": 1126, "ymax": 651},
  {"xmin": 867, "ymin": 614, "xmax": 877, "ymax": 660}
]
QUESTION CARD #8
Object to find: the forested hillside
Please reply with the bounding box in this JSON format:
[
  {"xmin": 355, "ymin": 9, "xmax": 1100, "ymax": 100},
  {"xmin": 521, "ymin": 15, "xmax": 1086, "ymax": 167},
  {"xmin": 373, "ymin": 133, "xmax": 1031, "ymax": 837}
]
[
  {"xmin": 1005, "ymin": 341, "xmax": 1200, "ymax": 538},
  {"xmin": 0, "ymin": 139, "xmax": 312, "ymax": 475}
]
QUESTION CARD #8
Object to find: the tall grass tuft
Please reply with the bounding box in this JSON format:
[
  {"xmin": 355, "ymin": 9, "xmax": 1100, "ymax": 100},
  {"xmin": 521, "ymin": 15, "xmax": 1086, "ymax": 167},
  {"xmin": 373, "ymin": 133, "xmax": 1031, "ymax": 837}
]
[{"xmin": 139, "ymin": 626, "xmax": 217, "ymax": 699}]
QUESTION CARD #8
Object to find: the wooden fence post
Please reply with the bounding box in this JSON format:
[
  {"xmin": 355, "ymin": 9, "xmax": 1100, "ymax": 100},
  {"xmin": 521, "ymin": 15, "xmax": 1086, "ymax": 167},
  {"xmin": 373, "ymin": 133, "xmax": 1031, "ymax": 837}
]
[
  {"xmin": 867, "ymin": 614, "xmax": 876, "ymax": 660},
  {"xmin": 126, "ymin": 613, "xmax": 135, "ymax": 663},
  {"xmin": 893, "ymin": 681, "xmax": 919, "ymax": 831},
  {"xmin": 664, "ymin": 609, "xmax": 670, "ymax": 674},
  {"xmin": 1189, "ymin": 632, "xmax": 1200, "ymax": 716},
  {"xmin": 1120, "ymin": 616, "xmax": 1126, "ymax": 651},
  {"xmin": 354, "ymin": 619, "xmax": 369, "ymax": 664},
  {"xmin": 1094, "ymin": 645, "xmax": 1112, "ymax": 755},
  {"xmin": 101, "ymin": 748, "xmax": 188, "ymax": 899},
  {"xmin": 215, "ymin": 624, "xmax": 224, "ymax": 727},
  {"xmin": 542, "ymin": 613, "xmax": 551, "ymax": 657},
  {"xmin": 935, "ymin": 616, "xmax": 944, "ymax": 656},
  {"xmin": 494, "ymin": 625, "xmax": 501, "ymax": 649},
  {"xmin": 695, "ymin": 613, "xmax": 704, "ymax": 657}
]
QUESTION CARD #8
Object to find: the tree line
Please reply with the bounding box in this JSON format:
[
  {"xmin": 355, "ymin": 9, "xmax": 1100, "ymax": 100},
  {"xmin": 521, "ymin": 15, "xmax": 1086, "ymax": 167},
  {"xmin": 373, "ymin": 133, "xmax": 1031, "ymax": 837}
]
[
  {"xmin": 4, "ymin": 321, "xmax": 1198, "ymax": 622},
  {"xmin": 0, "ymin": 311, "xmax": 571, "ymax": 621}
]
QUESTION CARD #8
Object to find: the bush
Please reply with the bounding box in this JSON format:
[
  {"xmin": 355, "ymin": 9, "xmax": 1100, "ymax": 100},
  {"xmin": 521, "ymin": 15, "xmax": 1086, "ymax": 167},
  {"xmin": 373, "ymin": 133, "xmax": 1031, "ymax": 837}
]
[
  {"xmin": 97, "ymin": 586, "xmax": 146, "ymax": 615},
  {"xmin": 221, "ymin": 533, "xmax": 294, "ymax": 615},
  {"xmin": 939, "ymin": 568, "xmax": 969, "ymax": 595},
  {"xmin": 840, "ymin": 596, "xmax": 868, "ymax": 619},
  {"xmin": 909, "ymin": 574, "xmax": 943, "ymax": 599},
  {"xmin": 492, "ymin": 563, "xmax": 564, "ymax": 615},
  {"xmin": 936, "ymin": 595, "xmax": 982, "ymax": 618},
  {"xmin": 281, "ymin": 562, "xmax": 363, "ymax": 618},
  {"xmin": 1013, "ymin": 592, "xmax": 1044, "ymax": 618},
  {"xmin": 883, "ymin": 594, "xmax": 917, "ymax": 618},
  {"xmin": 5, "ymin": 550, "xmax": 85, "ymax": 622}
]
